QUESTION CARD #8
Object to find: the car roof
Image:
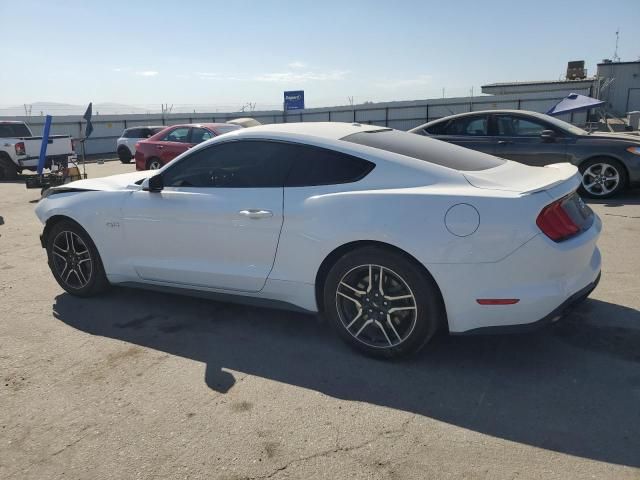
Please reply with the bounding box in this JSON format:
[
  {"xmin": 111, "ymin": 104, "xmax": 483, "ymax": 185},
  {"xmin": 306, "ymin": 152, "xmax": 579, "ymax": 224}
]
[
  {"xmin": 156, "ymin": 123, "xmax": 241, "ymax": 131},
  {"xmin": 420, "ymin": 109, "xmax": 549, "ymax": 125},
  {"xmin": 232, "ymin": 122, "xmax": 387, "ymax": 140}
]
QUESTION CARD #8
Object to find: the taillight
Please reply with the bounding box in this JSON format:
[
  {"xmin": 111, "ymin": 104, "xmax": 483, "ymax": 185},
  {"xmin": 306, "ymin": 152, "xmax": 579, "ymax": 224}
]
[
  {"xmin": 15, "ymin": 142, "xmax": 25, "ymax": 156},
  {"xmin": 536, "ymin": 196, "xmax": 580, "ymax": 242}
]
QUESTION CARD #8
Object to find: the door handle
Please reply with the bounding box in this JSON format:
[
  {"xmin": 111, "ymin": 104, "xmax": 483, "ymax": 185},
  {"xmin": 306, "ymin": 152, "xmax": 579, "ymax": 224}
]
[
  {"xmin": 498, "ymin": 140, "xmax": 512, "ymax": 145},
  {"xmin": 238, "ymin": 209, "xmax": 273, "ymax": 219},
  {"xmin": 157, "ymin": 145, "xmax": 164, "ymax": 149}
]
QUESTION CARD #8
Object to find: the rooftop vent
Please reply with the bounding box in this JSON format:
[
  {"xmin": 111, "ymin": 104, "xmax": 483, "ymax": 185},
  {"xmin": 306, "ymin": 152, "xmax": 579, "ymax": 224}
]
[{"xmin": 566, "ymin": 60, "xmax": 586, "ymax": 80}]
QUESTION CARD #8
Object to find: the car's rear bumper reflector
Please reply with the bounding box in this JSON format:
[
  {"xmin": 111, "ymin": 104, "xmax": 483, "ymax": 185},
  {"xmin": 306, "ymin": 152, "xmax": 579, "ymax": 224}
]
[{"xmin": 476, "ymin": 299, "xmax": 520, "ymax": 305}]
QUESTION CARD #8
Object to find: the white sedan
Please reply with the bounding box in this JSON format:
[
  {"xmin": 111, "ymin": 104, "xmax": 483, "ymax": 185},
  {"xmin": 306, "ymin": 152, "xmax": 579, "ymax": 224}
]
[{"xmin": 35, "ymin": 122, "xmax": 601, "ymax": 357}]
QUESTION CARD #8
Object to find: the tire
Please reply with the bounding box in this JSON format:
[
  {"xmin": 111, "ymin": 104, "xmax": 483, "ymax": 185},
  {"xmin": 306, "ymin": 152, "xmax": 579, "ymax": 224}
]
[
  {"xmin": 323, "ymin": 246, "xmax": 445, "ymax": 358},
  {"xmin": 578, "ymin": 157, "xmax": 627, "ymax": 199},
  {"xmin": 117, "ymin": 147, "xmax": 132, "ymax": 164},
  {"xmin": 146, "ymin": 157, "xmax": 162, "ymax": 170},
  {"xmin": 45, "ymin": 219, "xmax": 110, "ymax": 297},
  {"xmin": 0, "ymin": 154, "xmax": 18, "ymax": 181}
]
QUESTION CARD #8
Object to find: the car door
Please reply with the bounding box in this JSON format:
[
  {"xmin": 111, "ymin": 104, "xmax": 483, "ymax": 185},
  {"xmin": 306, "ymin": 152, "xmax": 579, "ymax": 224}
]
[
  {"xmin": 492, "ymin": 114, "xmax": 570, "ymax": 166},
  {"xmin": 427, "ymin": 114, "xmax": 495, "ymax": 155},
  {"xmin": 155, "ymin": 127, "xmax": 192, "ymax": 164},
  {"xmin": 121, "ymin": 140, "xmax": 291, "ymax": 292}
]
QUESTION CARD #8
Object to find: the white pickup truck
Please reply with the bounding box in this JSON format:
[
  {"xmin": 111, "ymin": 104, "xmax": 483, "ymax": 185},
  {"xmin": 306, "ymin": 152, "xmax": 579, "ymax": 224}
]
[{"xmin": 0, "ymin": 121, "xmax": 75, "ymax": 180}]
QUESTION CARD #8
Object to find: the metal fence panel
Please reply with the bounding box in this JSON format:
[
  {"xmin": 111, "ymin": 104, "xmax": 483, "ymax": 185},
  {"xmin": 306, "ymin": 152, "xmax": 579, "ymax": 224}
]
[{"xmin": 0, "ymin": 91, "xmax": 591, "ymax": 155}]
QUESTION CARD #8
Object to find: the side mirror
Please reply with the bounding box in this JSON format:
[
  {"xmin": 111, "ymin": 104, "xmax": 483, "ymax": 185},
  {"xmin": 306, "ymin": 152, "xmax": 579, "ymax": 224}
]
[
  {"xmin": 143, "ymin": 174, "xmax": 164, "ymax": 192},
  {"xmin": 540, "ymin": 130, "xmax": 556, "ymax": 142}
]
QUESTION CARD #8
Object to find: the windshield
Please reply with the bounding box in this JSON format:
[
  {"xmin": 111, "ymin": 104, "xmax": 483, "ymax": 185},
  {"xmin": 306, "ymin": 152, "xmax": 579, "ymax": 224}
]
[
  {"xmin": 341, "ymin": 129, "xmax": 506, "ymax": 171},
  {"xmin": 0, "ymin": 123, "xmax": 31, "ymax": 137}
]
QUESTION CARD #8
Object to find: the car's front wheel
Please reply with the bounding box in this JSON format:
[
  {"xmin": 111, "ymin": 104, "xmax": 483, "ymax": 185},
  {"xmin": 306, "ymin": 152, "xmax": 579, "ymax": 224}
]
[
  {"xmin": 147, "ymin": 158, "xmax": 162, "ymax": 170},
  {"xmin": 579, "ymin": 157, "xmax": 627, "ymax": 199},
  {"xmin": 45, "ymin": 220, "xmax": 109, "ymax": 296},
  {"xmin": 323, "ymin": 246, "xmax": 444, "ymax": 358}
]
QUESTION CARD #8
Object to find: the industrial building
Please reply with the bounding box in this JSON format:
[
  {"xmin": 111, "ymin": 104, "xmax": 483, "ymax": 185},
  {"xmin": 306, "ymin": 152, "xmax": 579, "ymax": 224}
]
[{"xmin": 482, "ymin": 60, "xmax": 640, "ymax": 116}]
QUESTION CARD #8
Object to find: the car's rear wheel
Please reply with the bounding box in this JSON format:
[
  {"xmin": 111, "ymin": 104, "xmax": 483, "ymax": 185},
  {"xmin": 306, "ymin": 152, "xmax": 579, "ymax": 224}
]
[
  {"xmin": 323, "ymin": 246, "xmax": 444, "ymax": 358},
  {"xmin": 117, "ymin": 146, "xmax": 132, "ymax": 164},
  {"xmin": 45, "ymin": 220, "xmax": 109, "ymax": 297},
  {"xmin": 579, "ymin": 157, "xmax": 627, "ymax": 199},
  {"xmin": 147, "ymin": 158, "xmax": 162, "ymax": 170}
]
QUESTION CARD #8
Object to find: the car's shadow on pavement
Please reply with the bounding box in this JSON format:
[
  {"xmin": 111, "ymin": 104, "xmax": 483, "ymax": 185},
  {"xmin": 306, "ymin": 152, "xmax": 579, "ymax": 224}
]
[
  {"xmin": 53, "ymin": 288, "xmax": 640, "ymax": 467},
  {"xmin": 586, "ymin": 188, "xmax": 640, "ymax": 207}
]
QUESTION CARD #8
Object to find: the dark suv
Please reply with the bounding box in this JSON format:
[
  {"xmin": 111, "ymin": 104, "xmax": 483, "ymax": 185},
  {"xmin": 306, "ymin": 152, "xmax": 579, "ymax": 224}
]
[{"xmin": 410, "ymin": 110, "xmax": 640, "ymax": 198}]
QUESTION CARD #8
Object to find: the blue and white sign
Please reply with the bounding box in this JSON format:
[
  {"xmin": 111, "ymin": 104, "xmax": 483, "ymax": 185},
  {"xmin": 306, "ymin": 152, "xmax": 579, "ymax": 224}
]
[{"xmin": 284, "ymin": 90, "xmax": 305, "ymax": 111}]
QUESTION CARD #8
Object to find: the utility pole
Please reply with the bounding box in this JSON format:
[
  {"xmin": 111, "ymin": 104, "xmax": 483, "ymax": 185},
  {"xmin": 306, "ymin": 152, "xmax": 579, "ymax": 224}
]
[
  {"xmin": 23, "ymin": 104, "xmax": 32, "ymax": 121},
  {"xmin": 613, "ymin": 28, "xmax": 621, "ymax": 62},
  {"xmin": 348, "ymin": 96, "xmax": 355, "ymax": 122}
]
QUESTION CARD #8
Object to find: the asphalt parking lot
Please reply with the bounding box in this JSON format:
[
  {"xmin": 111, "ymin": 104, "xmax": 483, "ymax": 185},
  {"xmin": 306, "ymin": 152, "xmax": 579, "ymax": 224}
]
[{"xmin": 1, "ymin": 162, "xmax": 639, "ymax": 480}]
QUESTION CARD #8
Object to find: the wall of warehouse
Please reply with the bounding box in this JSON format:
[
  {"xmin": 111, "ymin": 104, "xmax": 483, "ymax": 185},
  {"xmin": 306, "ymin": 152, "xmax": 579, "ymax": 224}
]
[
  {"xmin": 0, "ymin": 89, "xmax": 590, "ymax": 156},
  {"xmin": 596, "ymin": 61, "xmax": 640, "ymax": 116}
]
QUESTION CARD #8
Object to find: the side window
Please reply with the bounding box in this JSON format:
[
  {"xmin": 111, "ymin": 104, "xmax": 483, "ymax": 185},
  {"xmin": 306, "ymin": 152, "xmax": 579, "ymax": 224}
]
[
  {"xmin": 162, "ymin": 141, "xmax": 291, "ymax": 188},
  {"xmin": 139, "ymin": 128, "xmax": 152, "ymax": 138},
  {"xmin": 190, "ymin": 128, "xmax": 214, "ymax": 144},
  {"xmin": 443, "ymin": 116, "xmax": 488, "ymax": 136},
  {"xmin": 124, "ymin": 128, "xmax": 139, "ymax": 138},
  {"xmin": 424, "ymin": 121, "xmax": 449, "ymax": 135},
  {"xmin": 285, "ymin": 144, "xmax": 375, "ymax": 187},
  {"xmin": 496, "ymin": 116, "xmax": 547, "ymax": 137},
  {"xmin": 161, "ymin": 127, "xmax": 191, "ymax": 143}
]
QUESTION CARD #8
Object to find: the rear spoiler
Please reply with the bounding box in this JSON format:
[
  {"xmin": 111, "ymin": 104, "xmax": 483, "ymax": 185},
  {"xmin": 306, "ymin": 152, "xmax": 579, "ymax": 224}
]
[{"xmin": 463, "ymin": 162, "xmax": 580, "ymax": 197}]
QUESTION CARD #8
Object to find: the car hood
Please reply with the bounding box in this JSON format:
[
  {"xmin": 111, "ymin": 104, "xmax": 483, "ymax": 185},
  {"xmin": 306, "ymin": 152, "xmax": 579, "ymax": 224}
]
[{"xmin": 55, "ymin": 170, "xmax": 152, "ymax": 192}]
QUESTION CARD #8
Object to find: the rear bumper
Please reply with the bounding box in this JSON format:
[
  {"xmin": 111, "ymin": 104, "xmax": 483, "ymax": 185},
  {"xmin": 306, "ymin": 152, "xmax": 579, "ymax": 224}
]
[
  {"xmin": 430, "ymin": 214, "xmax": 602, "ymax": 333},
  {"xmin": 457, "ymin": 272, "xmax": 600, "ymax": 335}
]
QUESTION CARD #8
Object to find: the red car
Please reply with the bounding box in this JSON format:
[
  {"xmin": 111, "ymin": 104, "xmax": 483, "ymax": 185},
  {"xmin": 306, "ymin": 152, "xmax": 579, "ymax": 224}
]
[{"xmin": 134, "ymin": 123, "xmax": 241, "ymax": 171}]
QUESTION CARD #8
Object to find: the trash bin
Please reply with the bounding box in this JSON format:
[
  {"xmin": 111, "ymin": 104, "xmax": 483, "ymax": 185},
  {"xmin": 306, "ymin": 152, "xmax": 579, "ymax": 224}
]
[{"xmin": 628, "ymin": 111, "xmax": 640, "ymax": 130}]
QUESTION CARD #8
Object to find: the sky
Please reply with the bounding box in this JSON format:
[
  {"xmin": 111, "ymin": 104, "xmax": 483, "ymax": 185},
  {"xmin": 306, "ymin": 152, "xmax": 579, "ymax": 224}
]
[{"xmin": 1, "ymin": 0, "xmax": 639, "ymax": 113}]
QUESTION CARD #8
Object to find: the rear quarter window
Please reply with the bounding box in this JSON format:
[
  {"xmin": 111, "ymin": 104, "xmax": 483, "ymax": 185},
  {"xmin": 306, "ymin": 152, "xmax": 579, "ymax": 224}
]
[
  {"xmin": 342, "ymin": 129, "xmax": 505, "ymax": 171},
  {"xmin": 283, "ymin": 143, "xmax": 375, "ymax": 187}
]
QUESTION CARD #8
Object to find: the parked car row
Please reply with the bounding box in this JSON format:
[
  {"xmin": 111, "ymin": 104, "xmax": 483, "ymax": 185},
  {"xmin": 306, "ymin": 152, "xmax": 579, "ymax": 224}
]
[
  {"xmin": 116, "ymin": 119, "xmax": 259, "ymax": 169},
  {"xmin": 133, "ymin": 123, "xmax": 242, "ymax": 171},
  {"xmin": 117, "ymin": 111, "xmax": 640, "ymax": 198}
]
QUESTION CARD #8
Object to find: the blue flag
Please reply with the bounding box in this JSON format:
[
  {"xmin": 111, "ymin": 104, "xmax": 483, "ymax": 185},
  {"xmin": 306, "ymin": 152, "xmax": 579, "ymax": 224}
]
[{"xmin": 83, "ymin": 102, "xmax": 94, "ymax": 138}]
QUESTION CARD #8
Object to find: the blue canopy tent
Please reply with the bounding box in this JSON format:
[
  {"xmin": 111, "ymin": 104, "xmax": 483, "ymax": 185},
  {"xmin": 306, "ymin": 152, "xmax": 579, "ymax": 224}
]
[{"xmin": 546, "ymin": 93, "xmax": 604, "ymax": 116}]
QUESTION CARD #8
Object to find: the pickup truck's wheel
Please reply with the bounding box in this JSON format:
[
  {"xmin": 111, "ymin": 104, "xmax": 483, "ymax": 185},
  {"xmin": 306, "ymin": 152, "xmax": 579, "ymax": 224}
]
[
  {"xmin": 323, "ymin": 246, "xmax": 444, "ymax": 358},
  {"xmin": 0, "ymin": 154, "xmax": 18, "ymax": 181},
  {"xmin": 579, "ymin": 157, "xmax": 627, "ymax": 199},
  {"xmin": 117, "ymin": 146, "xmax": 132, "ymax": 163},
  {"xmin": 45, "ymin": 219, "xmax": 109, "ymax": 297},
  {"xmin": 147, "ymin": 158, "xmax": 162, "ymax": 170}
]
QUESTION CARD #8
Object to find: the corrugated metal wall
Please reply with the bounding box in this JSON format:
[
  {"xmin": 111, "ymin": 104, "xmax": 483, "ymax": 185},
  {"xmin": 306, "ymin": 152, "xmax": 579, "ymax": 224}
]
[
  {"xmin": 596, "ymin": 62, "xmax": 640, "ymax": 115},
  {"xmin": 0, "ymin": 89, "xmax": 591, "ymax": 155}
]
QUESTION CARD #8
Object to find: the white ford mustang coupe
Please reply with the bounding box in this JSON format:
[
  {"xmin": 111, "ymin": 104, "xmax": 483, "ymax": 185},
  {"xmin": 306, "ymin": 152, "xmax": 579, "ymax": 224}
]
[{"xmin": 35, "ymin": 122, "xmax": 601, "ymax": 357}]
